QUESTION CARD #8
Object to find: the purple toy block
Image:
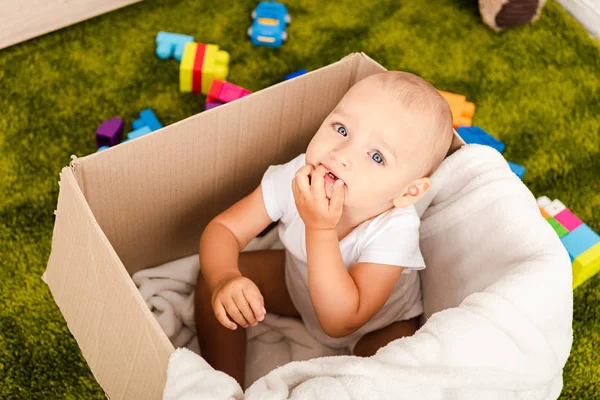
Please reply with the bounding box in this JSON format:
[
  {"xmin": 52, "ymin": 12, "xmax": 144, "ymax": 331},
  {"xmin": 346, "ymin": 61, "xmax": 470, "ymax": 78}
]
[
  {"xmin": 554, "ymin": 208, "xmax": 583, "ymax": 232},
  {"xmin": 95, "ymin": 117, "xmax": 124, "ymax": 148},
  {"xmin": 205, "ymin": 101, "xmax": 224, "ymax": 110}
]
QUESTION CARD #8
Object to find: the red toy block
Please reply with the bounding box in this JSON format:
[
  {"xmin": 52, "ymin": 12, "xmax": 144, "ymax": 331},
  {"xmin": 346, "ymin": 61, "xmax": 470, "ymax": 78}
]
[
  {"xmin": 554, "ymin": 209, "xmax": 583, "ymax": 232},
  {"xmin": 208, "ymin": 79, "xmax": 252, "ymax": 103},
  {"xmin": 207, "ymin": 79, "xmax": 225, "ymax": 103},
  {"xmin": 192, "ymin": 43, "xmax": 207, "ymax": 93}
]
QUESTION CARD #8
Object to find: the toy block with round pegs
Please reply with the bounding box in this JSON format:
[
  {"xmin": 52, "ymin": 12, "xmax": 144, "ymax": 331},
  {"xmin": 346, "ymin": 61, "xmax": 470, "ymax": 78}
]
[
  {"xmin": 179, "ymin": 42, "xmax": 229, "ymax": 94},
  {"xmin": 537, "ymin": 195, "xmax": 600, "ymax": 288},
  {"xmin": 127, "ymin": 126, "xmax": 152, "ymax": 141},
  {"xmin": 133, "ymin": 108, "xmax": 163, "ymax": 132},
  {"xmin": 285, "ymin": 68, "xmax": 307, "ymax": 80},
  {"xmin": 457, "ymin": 126, "xmax": 505, "ymax": 153},
  {"xmin": 207, "ymin": 79, "xmax": 251, "ymax": 103},
  {"xmin": 507, "ymin": 161, "xmax": 525, "ymax": 180},
  {"xmin": 95, "ymin": 117, "xmax": 124, "ymax": 149},
  {"xmin": 156, "ymin": 31, "xmax": 194, "ymax": 61},
  {"xmin": 439, "ymin": 90, "xmax": 475, "ymax": 128},
  {"xmin": 205, "ymin": 101, "xmax": 224, "ymax": 110}
]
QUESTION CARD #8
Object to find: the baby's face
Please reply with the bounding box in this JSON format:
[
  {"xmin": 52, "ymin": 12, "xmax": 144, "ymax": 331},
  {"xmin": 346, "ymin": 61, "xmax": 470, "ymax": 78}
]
[{"xmin": 305, "ymin": 80, "xmax": 427, "ymax": 211}]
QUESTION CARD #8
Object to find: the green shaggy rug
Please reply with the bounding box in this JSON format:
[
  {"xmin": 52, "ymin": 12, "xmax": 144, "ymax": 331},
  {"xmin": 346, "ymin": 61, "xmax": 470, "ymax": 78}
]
[{"xmin": 0, "ymin": 0, "xmax": 598, "ymax": 398}]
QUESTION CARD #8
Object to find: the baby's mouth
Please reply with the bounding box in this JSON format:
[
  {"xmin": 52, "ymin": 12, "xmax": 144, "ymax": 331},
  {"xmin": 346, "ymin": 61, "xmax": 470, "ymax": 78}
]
[{"xmin": 326, "ymin": 171, "xmax": 338, "ymax": 180}]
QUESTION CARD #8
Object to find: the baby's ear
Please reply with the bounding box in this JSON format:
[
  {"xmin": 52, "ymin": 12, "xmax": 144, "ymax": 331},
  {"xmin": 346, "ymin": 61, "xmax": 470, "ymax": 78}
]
[{"xmin": 392, "ymin": 177, "xmax": 431, "ymax": 208}]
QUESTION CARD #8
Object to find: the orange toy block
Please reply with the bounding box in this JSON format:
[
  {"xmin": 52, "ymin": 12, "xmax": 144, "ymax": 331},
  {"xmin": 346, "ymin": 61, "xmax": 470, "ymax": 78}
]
[{"xmin": 439, "ymin": 90, "xmax": 475, "ymax": 128}]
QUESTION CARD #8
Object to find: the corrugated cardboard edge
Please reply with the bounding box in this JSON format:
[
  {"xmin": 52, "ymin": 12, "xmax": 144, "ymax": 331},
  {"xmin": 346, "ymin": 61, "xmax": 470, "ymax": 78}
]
[
  {"xmin": 0, "ymin": 0, "xmax": 143, "ymax": 50},
  {"xmin": 42, "ymin": 166, "xmax": 173, "ymax": 400}
]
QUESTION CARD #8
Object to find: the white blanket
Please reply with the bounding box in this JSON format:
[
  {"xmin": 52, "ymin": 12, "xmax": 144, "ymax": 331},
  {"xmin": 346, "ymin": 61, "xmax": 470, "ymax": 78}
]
[
  {"xmin": 140, "ymin": 144, "xmax": 573, "ymax": 399},
  {"xmin": 132, "ymin": 228, "xmax": 348, "ymax": 392}
]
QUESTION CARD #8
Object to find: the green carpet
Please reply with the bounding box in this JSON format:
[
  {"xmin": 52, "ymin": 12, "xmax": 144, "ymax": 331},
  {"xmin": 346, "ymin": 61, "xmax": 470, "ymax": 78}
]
[{"xmin": 1, "ymin": 0, "xmax": 598, "ymax": 397}]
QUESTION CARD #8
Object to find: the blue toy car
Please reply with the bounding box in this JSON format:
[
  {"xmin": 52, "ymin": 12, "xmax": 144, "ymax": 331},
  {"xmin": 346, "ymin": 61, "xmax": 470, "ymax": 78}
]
[{"xmin": 248, "ymin": 1, "xmax": 291, "ymax": 48}]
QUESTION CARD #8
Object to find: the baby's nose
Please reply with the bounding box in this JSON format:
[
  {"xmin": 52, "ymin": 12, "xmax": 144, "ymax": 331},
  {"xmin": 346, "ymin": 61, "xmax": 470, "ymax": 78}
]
[{"xmin": 330, "ymin": 149, "xmax": 350, "ymax": 168}]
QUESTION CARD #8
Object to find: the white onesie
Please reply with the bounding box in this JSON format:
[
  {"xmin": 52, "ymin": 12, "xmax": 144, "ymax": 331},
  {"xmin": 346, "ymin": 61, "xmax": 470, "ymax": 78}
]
[{"xmin": 261, "ymin": 153, "xmax": 425, "ymax": 351}]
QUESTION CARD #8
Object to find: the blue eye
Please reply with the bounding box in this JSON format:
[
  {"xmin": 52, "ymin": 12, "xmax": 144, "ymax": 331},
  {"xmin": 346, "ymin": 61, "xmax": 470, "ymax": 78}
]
[
  {"xmin": 334, "ymin": 123, "xmax": 347, "ymax": 137},
  {"xmin": 370, "ymin": 152, "xmax": 384, "ymax": 164}
]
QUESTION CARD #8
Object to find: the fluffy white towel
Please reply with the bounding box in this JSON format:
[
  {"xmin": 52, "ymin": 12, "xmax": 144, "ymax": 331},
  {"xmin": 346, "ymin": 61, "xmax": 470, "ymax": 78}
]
[
  {"xmin": 158, "ymin": 144, "xmax": 573, "ymax": 399},
  {"xmin": 133, "ymin": 224, "xmax": 347, "ymax": 391}
]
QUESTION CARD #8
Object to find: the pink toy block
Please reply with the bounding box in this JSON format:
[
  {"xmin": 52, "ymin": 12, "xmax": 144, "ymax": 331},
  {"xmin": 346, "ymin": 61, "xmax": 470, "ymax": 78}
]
[
  {"xmin": 554, "ymin": 209, "xmax": 583, "ymax": 232},
  {"xmin": 208, "ymin": 79, "xmax": 252, "ymax": 103},
  {"xmin": 220, "ymin": 83, "xmax": 251, "ymax": 103}
]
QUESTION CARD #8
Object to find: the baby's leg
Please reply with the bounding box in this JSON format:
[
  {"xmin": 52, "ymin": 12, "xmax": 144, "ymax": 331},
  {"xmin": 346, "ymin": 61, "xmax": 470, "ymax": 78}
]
[
  {"xmin": 352, "ymin": 317, "xmax": 420, "ymax": 358},
  {"xmin": 194, "ymin": 249, "xmax": 300, "ymax": 389}
]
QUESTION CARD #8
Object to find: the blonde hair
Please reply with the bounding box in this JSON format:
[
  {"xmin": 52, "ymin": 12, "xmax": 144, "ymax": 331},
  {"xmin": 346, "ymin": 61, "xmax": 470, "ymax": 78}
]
[{"xmin": 369, "ymin": 71, "xmax": 454, "ymax": 177}]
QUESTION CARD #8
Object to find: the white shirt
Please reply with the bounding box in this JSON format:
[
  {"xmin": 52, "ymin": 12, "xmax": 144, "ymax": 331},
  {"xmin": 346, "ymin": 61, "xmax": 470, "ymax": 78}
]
[{"xmin": 261, "ymin": 153, "xmax": 425, "ymax": 349}]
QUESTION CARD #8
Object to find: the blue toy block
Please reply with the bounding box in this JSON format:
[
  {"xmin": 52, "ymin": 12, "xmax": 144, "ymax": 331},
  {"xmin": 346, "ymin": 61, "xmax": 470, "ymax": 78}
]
[
  {"xmin": 507, "ymin": 161, "xmax": 525, "ymax": 179},
  {"xmin": 133, "ymin": 108, "xmax": 163, "ymax": 132},
  {"xmin": 96, "ymin": 145, "xmax": 110, "ymax": 152},
  {"xmin": 560, "ymin": 224, "xmax": 600, "ymax": 261},
  {"xmin": 285, "ymin": 68, "xmax": 307, "ymax": 80},
  {"xmin": 156, "ymin": 31, "xmax": 195, "ymax": 61},
  {"xmin": 127, "ymin": 126, "xmax": 152, "ymax": 141},
  {"xmin": 457, "ymin": 126, "xmax": 505, "ymax": 153}
]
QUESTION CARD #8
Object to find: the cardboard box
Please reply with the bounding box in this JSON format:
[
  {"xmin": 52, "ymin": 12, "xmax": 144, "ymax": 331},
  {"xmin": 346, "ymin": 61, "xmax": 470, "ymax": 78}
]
[{"xmin": 42, "ymin": 52, "xmax": 464, "ymax": 399}]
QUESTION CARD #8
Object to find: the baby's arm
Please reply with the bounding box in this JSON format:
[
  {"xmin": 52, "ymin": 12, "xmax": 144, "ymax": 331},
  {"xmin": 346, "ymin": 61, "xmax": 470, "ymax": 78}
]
[
  {"xmin": 200, "ymin": 185, "xmax": 273, "ymax": 292},
  {"xmin": 305, "ymin": 228, "xmax": 404, "ymax": 338}
]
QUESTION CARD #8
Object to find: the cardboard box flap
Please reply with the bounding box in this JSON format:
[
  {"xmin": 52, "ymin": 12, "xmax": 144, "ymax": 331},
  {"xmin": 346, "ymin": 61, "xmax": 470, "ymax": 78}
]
[
  {"xmin": 67, "ymin": 52, "xmax": 462, "ymax": 274},
  {"xmin": 44, "ymin": 166, "xmax": 173, "ymax": 399},
  {"xmin": 71, "ymin": 53, "xmax": 379, "ymax": 274}
]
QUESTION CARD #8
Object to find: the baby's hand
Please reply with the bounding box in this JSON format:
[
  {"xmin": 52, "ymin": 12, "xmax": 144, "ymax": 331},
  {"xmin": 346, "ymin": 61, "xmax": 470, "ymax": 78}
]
[
  {"xmin": 292, "ymin": 164, "xmax": 345, "ymax": 231},
  {"xmin": 211, "ymin": 276, "xmax": 266, "ymax": 330}
]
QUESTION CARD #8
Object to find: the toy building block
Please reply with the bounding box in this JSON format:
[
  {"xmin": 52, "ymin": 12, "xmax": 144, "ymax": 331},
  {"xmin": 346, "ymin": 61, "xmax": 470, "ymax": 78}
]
[
  {"xmin": 538, "ymin": 205, "xmax": 550, "ymax": 219},
  {"xmin": 179, "ymin": 42, "xmax": 229, "ymax": 94},
  {"xmin": 507, "ymin": 161, "xmax": 525, "ymax": 179},
  {"xmin": 206, "ymin": 78, "xmax": 224, "ymax": 102},
  {"xmin": 205, "ymin": 101, "xmax": 224, "ymax": 110},
  {"xmin": 192, "ymin": 43, "xmax": 207, "ymax": 93},
  {"xmin": 180, "ymin": 42, "xmax": 198, "ymax": 92},
  {"xmin": 96, "ymin": 145, "xmax": 110, "ymax": 152},
  {"xmin": 200, "ymin": 44, "xmax": 230, "ymax": 94},
  {"xmin": 95, "ymin": 117, "xmax": 124, "ymax": 148},
  {"xmin": 456, "ymin": 126, "xmax": 505, "ymax": 153},
  {"xmin": 542, "ymin": 199, "xmax": 566, "ymax": 217},
  {"xmin": 547, "ymin": 217, "xmax": 569, "ymax": 238},
  {"xmin": 572, "ymin": 242, "xmax": 600, "ymax": 289},
  {"xmin": 554, "ymin": 208, "xmax": 583, "ymax": 232},
  {"xmin": 439, "ymin": 90, "xmax": 475, "ymax": 128},
  {"xmin": 127, "ymin": 126, "xmax": 152, "ymax": 141},
  {"xmin": 285, "ymin": 68, "xmax": 307, "ymax": 80},
  {"xmin": 560, "ymin": 224, "xmax": 600, "ymax": 261},
  {"xmin": 207, "ymin": 79, "xmax": 252, "ymax": 103},
  {"xmin": 133, "ymin": 108, "xmax": 163, "ymax": 132},
  {"xmin": 156, "ymin": 32, "xmax": 194, "ymax": 61},
  {"xmin": 537, "ymin": 196, "xmax": 551, "ymax": 207}
]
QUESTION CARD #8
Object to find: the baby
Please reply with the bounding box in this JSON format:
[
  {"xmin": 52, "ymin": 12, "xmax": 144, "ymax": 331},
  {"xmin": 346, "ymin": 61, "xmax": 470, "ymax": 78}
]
[{"xmin": 194, "ymin": 71, "xmax": 454, "ymax": 388}]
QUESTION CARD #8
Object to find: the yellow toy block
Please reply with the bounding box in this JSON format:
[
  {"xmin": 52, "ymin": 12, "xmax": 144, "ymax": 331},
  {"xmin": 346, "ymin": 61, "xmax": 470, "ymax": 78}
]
[
  {"xmin": 180, "ymin": 42, "xmax": 198, "ymax": 92},
  {"xmin": 572, "ymin": 242, "xmax": 600, "ymax": 289},
  {"xmin": 201, "ymin": 44, "xmax": 230, "ymax": 94},
  {"xmin": 439, "ymin": 90, "xmax": 475, "ymax": 128}
]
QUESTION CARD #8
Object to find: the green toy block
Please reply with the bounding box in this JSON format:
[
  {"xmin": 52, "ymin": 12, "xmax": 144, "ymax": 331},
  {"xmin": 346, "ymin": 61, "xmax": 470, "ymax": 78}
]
[{"xmin": 547, "ymin": 217, "xmax": 569, "ymax": 238}]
